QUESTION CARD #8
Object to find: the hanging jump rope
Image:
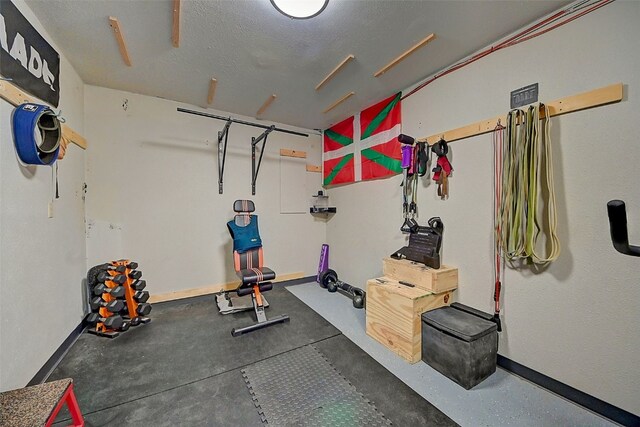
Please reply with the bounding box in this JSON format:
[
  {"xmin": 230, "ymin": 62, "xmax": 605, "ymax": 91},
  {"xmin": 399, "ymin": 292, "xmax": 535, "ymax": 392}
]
[{"xmin": 492, "ymin": 121, "xmax": 505, "ymax": 331}]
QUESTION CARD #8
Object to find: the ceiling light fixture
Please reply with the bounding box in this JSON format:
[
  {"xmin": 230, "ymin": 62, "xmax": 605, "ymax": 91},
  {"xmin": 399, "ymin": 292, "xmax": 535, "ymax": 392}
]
[{"xmin": 270, "ymin": 0, "xmax": 329, "ymax": 19}]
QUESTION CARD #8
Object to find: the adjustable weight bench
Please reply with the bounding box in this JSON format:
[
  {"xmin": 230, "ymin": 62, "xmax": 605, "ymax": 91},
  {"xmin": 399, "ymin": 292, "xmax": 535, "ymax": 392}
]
[{"xmin": 217, "ymin": 200, "xmax": 289, "ymax": 336}]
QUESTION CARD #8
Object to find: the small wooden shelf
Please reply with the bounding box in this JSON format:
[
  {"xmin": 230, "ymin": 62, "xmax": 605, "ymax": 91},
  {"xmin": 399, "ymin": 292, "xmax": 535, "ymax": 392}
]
[
  {"xmin": 311, "ymin": 192, "xmax": 335, "ymax": 214},
  {"xmin": 310, "ymin": 207, "xmax": 337, "ymax": 214}
]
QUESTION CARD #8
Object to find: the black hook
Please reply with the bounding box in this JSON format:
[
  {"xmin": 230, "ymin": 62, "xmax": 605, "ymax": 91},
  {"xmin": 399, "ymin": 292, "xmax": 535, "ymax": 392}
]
[{"xmin": 607, "ymin": 200, "xmax": 640, "ymax": 257}]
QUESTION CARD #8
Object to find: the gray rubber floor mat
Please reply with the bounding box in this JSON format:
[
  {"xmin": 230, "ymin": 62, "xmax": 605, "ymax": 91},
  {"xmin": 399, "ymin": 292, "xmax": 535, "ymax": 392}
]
[{"xmin": 242, "ymin": 345, "xmax": 392, "ymax": 426}]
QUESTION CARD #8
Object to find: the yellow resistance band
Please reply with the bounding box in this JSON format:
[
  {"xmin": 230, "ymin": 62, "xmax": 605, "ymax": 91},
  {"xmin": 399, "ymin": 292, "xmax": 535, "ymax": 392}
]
[{"xmin": 500, "ymin": 104, "xmax": 560, "ymax": 265}]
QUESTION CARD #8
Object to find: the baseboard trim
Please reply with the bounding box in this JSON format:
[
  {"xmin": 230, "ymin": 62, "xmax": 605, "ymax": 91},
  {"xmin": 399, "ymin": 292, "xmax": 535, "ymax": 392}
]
[
  {"xmin": 148, "ymin": 272, "xmax": 306, "ymax": 304},
  {"xmin": 282, "ymin": 275, "xmax": 317, "ymax": 286},
  {"xmin": 497, "ymin": 355, "xmax": 639, "ymax": 426},
  {"xmin": 27, "ymin": 322, "xmax": 86, "ymax": 386}
]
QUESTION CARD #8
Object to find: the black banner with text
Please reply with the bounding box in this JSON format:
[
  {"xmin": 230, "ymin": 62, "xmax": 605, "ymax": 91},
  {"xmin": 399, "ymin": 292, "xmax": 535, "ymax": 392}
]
[{"xmin": 0, "ymin": 0, "xmax": 60, "ymax": 106}]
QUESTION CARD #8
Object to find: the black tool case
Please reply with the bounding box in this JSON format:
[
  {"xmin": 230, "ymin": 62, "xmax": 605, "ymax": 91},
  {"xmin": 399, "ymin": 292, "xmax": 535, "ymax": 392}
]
[{"xmin": 421, "ymin": 303, "xmax": 498, "ymax": 389}]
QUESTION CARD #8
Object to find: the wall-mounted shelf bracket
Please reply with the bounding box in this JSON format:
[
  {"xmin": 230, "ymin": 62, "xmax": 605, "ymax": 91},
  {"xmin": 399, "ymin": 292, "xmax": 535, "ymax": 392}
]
[
  {"xmin": 251, "ymin": 125, "xmax": 275, "ymax": 195},
  {"xmin": 217, "ymin": 119, "xmax": 232, "ymax": 194},
  {"xmin": 310, "ymin": 191, "xmax": 337, "ymax": 215}
]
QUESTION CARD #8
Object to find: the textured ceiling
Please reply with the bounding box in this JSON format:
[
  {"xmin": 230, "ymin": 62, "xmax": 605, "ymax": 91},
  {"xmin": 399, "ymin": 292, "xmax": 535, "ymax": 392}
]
[{"xmin": 26, "ymin": 0, "xmax": 570, "ymax": 130}]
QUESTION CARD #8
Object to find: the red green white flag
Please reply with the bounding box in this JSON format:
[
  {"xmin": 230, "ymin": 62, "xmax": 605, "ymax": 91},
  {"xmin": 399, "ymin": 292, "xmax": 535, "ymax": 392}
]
[{"xmin": 323, "ymin": 92, "xmax": 402, "ymax": 186}]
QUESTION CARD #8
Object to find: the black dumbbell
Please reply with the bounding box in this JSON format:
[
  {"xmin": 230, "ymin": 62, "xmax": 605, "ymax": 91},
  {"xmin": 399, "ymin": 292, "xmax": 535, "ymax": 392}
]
[
  {"xmin": 136, "ymin": 303, "xmax": 152, "ymax": 316},
  {"xmin": 114, "ymin": 259, "xmax": 138, "ymax": 270},
  {"xmin": 97, "ymin": 272, "xmax": 126, "ymax": 285},
  {"xmin": 319, "ymin": 269, "xmax": 366, "ymax": 309},
  {"xmin": 119, "ymin": 319, "xmax": 131, "ymax": 332},
  {"xmin": 130, "ymin": 279, "xmax": 146, "ymax": 291},
  {"xmin": 90, "ymin": 297, "xmax": 125, "ymax": 313},
  {"xmin": 106, "ymin": 265, "xmax": 126, "ymax": 273},
  {"xmin": 93, "ymin": 283, "xmax": 125, "ymax": 298},
  {"xmin": 128, "ymin": 270, "xmax": 142, "ymax": 280},
  {"xmin": 85, "ymin": 312, "xmax": 124, "ymax": 330},
  {"xmin": 319, "ymin": 269, "xmax": 338, "ymax": 290},
  {"xmin": 134, "ymin": 290, "xmax": 149, "ymax": 303}
]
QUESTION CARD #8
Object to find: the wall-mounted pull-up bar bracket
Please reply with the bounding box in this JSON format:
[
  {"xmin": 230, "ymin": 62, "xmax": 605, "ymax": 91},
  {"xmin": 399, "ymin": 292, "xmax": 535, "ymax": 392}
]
[
  {"xmin": 217, "ymin": 119, "xmax": 232, "ymax": 194},
  {"xmin": 251, "ymin": 125, "xmax": 275, "ymax": 195}
]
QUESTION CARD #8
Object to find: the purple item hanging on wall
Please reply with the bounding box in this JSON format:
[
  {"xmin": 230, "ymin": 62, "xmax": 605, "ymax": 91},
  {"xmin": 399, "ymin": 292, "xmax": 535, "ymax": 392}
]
[
  {"xmin": 317, "ymin": 244, "xmax": 330, "ymax": 283},
  {"xmin": 401, "ymin": 145, "xmax": 413, "ymax": 169}
]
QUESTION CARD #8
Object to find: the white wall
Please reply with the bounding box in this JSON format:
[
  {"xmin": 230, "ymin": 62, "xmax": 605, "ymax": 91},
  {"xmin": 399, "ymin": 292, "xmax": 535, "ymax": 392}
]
[
  {"xmin": 83, "ymin": 86, "xmax": 325, "ymax": 296},
  {"xmin": 0, "ymin": 0, "xmax": 85, "ymax": 391},
  {"xmin": 326, "ymin": 1, "xmax": 639, "ymax": 415}
]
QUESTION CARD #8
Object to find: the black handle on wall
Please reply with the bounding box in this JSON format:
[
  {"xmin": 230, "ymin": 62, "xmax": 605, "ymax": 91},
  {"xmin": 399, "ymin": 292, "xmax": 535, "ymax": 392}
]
[{"xmin": 607, "ymin": 200, "xmax": 640, "ymax": 257}]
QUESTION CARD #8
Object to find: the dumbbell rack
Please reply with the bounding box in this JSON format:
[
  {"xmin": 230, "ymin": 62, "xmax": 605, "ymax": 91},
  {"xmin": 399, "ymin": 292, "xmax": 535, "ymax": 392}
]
[
  {"xmin": 85, "ymin": 260, "xmax": 152, "ymax": 338},
  {"xmin": 112, "ymin": 259, "xmax": 152, "ymax": 327}
]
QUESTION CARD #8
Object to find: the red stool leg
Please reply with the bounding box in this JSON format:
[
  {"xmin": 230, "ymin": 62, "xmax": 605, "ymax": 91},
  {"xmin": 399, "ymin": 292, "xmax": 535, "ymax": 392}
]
[
  {"xmin": 65, "ymin": 384, "xmax": 85, "ymax": 427},
  {"xmin": 45, "ymin": 387, "xmax": 69, "ymax": 427},
  {"xmin": 45, "ymin": 383, "xmax": 85, "ymax": 427}
]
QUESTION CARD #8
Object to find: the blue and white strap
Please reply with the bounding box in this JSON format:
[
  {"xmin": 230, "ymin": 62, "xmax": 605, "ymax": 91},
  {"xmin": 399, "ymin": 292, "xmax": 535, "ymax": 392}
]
[{"xmin": 12, "ymin": 103, "xmax": 61, "ymax": 165}]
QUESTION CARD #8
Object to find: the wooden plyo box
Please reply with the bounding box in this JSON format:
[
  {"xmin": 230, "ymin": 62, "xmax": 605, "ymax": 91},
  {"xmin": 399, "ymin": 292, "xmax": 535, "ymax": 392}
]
[
  {"xmin": 382, "ymin": 257, "xmax": 458, "ymax": 293},
  {"xmin": 366, "ymin": 277, "xmax": 454, "ymax": 363}
]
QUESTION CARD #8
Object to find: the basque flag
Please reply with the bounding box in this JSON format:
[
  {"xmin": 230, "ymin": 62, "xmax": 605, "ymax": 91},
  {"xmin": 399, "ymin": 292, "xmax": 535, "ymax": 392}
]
[{"xmin": 323, "ymin": 92, "xmax": 403, "ymax": 186}]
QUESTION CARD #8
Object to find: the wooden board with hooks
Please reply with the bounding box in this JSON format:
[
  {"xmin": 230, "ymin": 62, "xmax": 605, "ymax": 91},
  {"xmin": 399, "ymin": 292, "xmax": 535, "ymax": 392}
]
[{"xmin": 419, "ymin": 83, "xmax": 623, "ymax": 145}]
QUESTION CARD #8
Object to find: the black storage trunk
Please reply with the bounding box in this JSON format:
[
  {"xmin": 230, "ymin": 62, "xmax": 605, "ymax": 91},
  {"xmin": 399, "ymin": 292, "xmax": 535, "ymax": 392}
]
[{"xmin": 421, "ymin": 304, "xmax": 497, "ymax": 389}]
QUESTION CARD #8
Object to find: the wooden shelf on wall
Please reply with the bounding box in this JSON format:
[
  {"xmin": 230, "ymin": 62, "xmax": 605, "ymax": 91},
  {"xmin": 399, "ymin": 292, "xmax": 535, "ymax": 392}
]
[
  {"xmin": 419, "ymin": 83, "xmax": 623, "ymax": 146},
  {"xmin": 310, "ymin": 207, "xmax": 336, "ymax": 214}
]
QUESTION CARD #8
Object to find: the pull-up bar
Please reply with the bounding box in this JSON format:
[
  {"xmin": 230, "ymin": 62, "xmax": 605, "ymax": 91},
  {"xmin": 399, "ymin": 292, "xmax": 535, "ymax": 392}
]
[
  {"xmin": 176, "ymin": 107, "xmax": 309, "ymax": 137},
  {"xmin": 178, "ymin": 107, "xmax": 308, "ymax": 194}
]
